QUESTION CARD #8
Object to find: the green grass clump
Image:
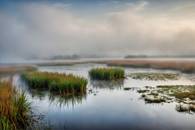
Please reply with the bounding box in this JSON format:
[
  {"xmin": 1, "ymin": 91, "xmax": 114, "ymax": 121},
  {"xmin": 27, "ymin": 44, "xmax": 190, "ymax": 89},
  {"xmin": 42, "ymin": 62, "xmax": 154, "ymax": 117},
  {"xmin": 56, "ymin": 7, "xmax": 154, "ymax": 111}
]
[
  {"xmin": 89, "ymin": 67, "xmax": 125, "ymax": 80},
  {"xmin": 22, "ymin": 71, "xmax": 87, "ymax": 95},
  {"xmin": 0, "ymin": 82, "xmax": 31, "ymax": 130}
]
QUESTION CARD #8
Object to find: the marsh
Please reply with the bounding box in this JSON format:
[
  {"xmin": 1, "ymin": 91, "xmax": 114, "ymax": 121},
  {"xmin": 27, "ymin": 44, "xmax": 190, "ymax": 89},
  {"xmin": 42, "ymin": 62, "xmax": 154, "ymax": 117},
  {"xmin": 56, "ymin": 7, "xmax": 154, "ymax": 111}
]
[
  {"xmin": 0, "ymin": 63, "xmax": 195, "ymax": 130},
  {"xmin": 1, "ymin": 0, "xmax": 195, "ymax": 129}
]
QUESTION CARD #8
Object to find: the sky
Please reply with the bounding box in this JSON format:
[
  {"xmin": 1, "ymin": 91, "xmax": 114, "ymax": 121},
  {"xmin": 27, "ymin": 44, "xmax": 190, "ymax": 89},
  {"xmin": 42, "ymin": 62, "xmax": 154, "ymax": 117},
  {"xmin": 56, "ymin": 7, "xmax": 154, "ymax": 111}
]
[{"xmin": 0, "ymin": 0, "xmax": 195, "ymax": 60}]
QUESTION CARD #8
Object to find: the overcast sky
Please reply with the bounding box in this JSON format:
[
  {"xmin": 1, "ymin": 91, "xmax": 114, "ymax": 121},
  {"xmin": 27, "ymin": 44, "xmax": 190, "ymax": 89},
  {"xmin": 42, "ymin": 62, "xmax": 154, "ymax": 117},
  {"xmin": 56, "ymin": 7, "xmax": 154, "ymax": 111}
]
[{"xmin": 1, "ymin": 0, "xmax": 195, "ymax": 60}]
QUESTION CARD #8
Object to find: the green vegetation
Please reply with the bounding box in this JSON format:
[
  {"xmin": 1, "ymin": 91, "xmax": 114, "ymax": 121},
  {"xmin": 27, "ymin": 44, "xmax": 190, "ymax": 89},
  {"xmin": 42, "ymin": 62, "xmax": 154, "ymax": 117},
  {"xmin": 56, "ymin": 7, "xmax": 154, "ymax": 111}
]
[
  {"xmin": 89, "ymin": 67, "xmax": 125, "ymax": 80},
  {"xmin": 129, "ymin": 73, "xmax": 179, "ymax": 80},
  {"xmin": 157, "ymin": 85, "xmax": 195, "ymax": 100},
  {"xmin": 22, "ymin": 71, "xmax": 87, "ymax": 95},
  {"xmin": 0, "ymin": 82, "xmax": 31, "ymax": 130}
]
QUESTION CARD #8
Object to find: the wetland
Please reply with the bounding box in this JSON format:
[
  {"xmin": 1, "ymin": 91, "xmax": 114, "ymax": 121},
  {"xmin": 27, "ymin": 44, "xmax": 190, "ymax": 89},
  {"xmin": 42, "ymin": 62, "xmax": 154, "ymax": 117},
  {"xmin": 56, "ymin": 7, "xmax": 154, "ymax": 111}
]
[{"xmin": 1, "ymin": 62, "xmax": 195, "ymax": 130}]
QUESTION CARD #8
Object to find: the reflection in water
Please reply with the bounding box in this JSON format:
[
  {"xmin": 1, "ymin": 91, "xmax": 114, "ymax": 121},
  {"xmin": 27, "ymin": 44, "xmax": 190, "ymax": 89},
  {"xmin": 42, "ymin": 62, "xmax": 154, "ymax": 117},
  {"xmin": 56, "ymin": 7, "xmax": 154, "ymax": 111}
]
[
  {"xmin": 30, "ymin": 89, "xmax": 47, "ymax": 100},
  {"xmin": 48, "ymin": 94, "xmax": 86, "ymax": 108},
  {"xmin": 90, "ymin": 79, "xmax": 124, "ymax": 90},
  {"xmin": 27, "ymin": 87, "xmax": 86, "ymax": 108}
]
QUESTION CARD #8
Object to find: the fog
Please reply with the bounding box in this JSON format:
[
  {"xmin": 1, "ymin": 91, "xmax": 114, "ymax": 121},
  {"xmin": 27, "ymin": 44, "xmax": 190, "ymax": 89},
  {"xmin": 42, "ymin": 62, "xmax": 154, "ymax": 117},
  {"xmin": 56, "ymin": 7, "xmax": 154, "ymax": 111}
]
[{"xmin": 1, "ymin": 0, "xmax": 195, "ymax": 61}]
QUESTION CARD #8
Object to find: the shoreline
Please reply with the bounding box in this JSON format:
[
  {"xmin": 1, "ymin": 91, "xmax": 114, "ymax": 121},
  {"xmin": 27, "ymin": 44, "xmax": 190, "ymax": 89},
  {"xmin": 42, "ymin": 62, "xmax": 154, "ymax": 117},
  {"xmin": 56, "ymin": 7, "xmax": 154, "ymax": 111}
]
[{"xmin": 1, "ymin": 58, "xmax": 195, "ymax": 73}]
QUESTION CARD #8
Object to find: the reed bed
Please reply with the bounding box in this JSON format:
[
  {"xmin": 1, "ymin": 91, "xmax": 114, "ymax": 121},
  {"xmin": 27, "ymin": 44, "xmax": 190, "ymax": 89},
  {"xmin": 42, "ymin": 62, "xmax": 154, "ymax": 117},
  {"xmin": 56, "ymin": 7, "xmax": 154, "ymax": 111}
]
[
  {"xmin": 0, "ymin": 81, "xmax": 31, "ymax": 130},
  {"xmin": 22, "ymin": 71, "xmax": 88, "ymax": 95},
  {"xmin": 89, "ymin": 67, "xmax": 125, "ymax": 80}
]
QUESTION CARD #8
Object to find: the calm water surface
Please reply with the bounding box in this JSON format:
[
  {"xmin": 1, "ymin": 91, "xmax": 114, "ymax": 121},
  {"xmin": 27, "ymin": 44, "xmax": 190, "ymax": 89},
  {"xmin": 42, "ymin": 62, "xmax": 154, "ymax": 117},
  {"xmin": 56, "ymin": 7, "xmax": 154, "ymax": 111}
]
[{"xmin": 10, "ymin": 64, "xmax": 195, "ymax": 130}]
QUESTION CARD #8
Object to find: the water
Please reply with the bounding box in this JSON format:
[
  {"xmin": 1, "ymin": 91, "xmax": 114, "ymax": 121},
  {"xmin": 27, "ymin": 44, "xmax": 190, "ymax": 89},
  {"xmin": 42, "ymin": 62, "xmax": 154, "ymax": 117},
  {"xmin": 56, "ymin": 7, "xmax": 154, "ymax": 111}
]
[{"xmin": 9, "ymin": 64, "xmax": 195, "ymax": 130}]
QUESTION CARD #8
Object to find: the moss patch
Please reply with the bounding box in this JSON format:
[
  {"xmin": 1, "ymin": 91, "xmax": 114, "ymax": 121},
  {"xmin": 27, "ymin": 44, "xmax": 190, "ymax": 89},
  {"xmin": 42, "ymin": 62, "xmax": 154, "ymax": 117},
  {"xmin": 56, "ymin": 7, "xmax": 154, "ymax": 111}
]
[
  {"xmin": 157, "ymin": 85, "xmax": 195, "ymax": 100},
  {"xmin": 129, "ymin": 73, "xmax": 179, "ymax": 81}
]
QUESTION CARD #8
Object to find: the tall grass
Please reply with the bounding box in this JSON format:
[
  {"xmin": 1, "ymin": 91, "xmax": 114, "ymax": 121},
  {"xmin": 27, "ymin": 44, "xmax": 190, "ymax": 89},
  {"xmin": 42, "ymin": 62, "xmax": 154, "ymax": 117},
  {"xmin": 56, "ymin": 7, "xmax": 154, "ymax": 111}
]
[
  {"xmin": 89, "ymin": 67, "xmax": 125, "ymax": 80},
  {"xmin": 0, "ymin": 81, "xmax": 31, "ymax": 130},
  {"xmin": 22, "ymin": 71, "xmax": 88, "ymax": 95}
]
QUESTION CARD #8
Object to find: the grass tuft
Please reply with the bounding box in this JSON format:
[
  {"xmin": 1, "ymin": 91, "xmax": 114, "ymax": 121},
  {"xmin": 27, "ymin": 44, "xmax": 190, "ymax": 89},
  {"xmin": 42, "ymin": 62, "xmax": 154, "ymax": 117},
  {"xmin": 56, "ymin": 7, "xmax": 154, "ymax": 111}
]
[
  {"xmin": 22, "ymin": 71, "xmax": 88, "ymax": 95},
  {"xmin": 89, "ymin": 67, "xmax": 125, "ymax": 80},
  {"xmin": 0, "ymin": 81, "xmax": 31, "ymax": 130}
]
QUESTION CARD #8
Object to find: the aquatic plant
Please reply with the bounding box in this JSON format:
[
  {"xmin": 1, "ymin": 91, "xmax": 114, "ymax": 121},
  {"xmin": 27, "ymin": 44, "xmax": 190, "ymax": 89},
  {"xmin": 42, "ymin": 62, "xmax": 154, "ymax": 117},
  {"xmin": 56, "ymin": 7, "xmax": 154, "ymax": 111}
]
[
  {"xmin": 157, "ymin": 85, "xmax": 195, "ymax": 100},
  {"xmin": 0, "ymin": 81, "xmax": 31, "ymax": 130},
  {"xmin": 22, "ymin": 71, "xmax": 88, "ymax": 95},
  {"xmin": 129, "ymin": 73, "xmax": 179, "ymax": 81},
  {"xmin": 89, "ymin": 67, "xmax": 125, "ymax": 80}
]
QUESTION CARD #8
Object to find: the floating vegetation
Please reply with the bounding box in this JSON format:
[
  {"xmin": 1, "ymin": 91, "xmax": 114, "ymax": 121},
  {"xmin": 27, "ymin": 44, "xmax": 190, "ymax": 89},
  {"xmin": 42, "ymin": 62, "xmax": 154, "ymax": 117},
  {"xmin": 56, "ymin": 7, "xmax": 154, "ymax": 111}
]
[
  {"xmin": 129, "ymin": 73, "xmax": 179, "ymax": 81},
  {"xmin": 89, "ymin": 67, "xmax": 125, "ymax": 80},
  {"xmin": 0, "ymin": 81, "xmax": 32, "ymax": 130},
  {"xmin": 157, "ymin": 85, "xmax": 195, "ymax": 100},
  {"xmin": 22, "ymin": 71, "xmax": 88, "ymax": 95}
]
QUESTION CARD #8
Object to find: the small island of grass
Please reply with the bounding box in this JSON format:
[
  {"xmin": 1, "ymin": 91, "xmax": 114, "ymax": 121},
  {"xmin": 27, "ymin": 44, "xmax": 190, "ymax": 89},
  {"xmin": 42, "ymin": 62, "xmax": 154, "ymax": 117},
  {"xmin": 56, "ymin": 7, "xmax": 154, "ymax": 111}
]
[
  {"xmin": 89, "ymin": 67, "xmax": 125, "ymax": 80},
  {"xmin": 129, "ymin": 73, "xmax": 179, "ymax": 81},
  {"xmin": 22, "ymin": 71, "xmax": 87, "ymax": 95}
]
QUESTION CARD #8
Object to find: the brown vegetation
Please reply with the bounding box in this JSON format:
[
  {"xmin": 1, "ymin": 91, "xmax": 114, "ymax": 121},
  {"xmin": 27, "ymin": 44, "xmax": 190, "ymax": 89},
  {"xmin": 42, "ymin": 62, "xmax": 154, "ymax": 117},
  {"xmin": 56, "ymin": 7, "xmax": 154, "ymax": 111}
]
[
  {"xmin": 0, "ymin": 81, "xmax": 31, "ymax": 130},
  {"xmin": 0, "ymin": 65, "xmax": 36, "ymax": 74},
  {"xmin": 104, "ymin": 59, "xmax": 195, "ymax": 73}
]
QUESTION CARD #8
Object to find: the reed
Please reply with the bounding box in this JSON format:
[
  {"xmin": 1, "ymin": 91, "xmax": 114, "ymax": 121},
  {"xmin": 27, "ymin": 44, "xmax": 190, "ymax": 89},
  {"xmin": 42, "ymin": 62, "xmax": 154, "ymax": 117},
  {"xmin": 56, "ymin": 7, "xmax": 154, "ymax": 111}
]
[
  {"xmin": 89, "ymin": 67, "xmax": 125, "ymax": 80},
  {"xmin": 22, "ymin": 71, "xmax": 87, "ymax": 95},
  {"xmin": 0, "ymin": 81, "xmax": 31, "ymax": 130}
]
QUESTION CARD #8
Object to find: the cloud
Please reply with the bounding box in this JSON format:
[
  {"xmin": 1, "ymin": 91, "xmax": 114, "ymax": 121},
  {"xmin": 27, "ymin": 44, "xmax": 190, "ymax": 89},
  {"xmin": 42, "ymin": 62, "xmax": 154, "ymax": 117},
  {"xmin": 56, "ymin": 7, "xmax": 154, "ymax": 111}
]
[{"xmin": 0, "ymin": 1, "xmax": 195, "ymax": 60}]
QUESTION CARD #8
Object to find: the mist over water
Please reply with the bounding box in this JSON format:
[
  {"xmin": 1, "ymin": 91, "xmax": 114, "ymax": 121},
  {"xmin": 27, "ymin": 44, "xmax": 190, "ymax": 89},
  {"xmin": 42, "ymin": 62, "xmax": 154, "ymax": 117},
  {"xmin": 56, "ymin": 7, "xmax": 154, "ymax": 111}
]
[
  {"xmin": 0, "ymin": 0, "xmax": 195, "ymax": 61},
  {"xmin": 1, "ymin": 1, "xmax": 195, "ymax": 129}
]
